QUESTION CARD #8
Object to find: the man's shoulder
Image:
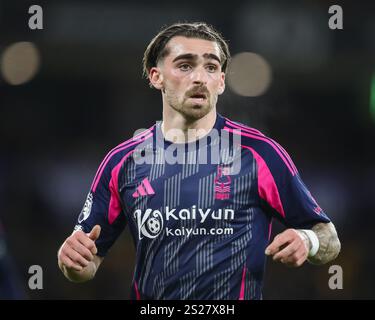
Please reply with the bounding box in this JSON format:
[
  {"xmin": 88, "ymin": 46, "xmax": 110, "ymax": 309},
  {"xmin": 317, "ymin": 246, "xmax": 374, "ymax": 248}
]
[
  {"xmin": 222, "ymin": 116, "xmax": 274, "ymax": 149},
  {"xmin": 223, "ymin": 116, "xmax": 297, "ymax": 174},
  {"xmin": 99, "ymin": 124, "xmax": 156, "ymax": 170}
]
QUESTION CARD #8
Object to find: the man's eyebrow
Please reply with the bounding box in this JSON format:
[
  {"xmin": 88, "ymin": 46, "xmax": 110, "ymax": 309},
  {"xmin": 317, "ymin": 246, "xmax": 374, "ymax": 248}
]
[
  {"xmin": 203, "ymin": 53, "xmax": 221, "ymax": 64},
  {"xmin": 172, "ymin": 53, "xmax": 221, "ymax": 64},
  {"xmin": 172, "ymin": 53, "xmax": 196, "ymax": 63}
]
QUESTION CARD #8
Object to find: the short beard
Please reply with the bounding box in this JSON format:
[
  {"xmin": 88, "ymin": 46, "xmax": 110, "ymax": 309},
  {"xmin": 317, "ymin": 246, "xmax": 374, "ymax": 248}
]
[{"xmin": 167, "ymin": 95, "xmax": 217, "ymax": 122}]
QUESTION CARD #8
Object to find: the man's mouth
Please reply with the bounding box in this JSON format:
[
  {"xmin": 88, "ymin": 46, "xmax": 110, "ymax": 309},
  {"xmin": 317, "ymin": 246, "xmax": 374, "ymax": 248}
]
[{"xmin": 189, "ymin": 93, "xmax": 207, "ymax": 100}]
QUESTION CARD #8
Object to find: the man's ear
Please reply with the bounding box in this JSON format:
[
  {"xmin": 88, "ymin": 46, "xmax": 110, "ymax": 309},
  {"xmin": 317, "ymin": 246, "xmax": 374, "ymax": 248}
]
[
  {"xmin": 218, "ymin": 72, "xmax": 225, "ymax": 95},
  {"xmin": 149, "ymin": 67, "xmax": 164, "ymax": 90}
]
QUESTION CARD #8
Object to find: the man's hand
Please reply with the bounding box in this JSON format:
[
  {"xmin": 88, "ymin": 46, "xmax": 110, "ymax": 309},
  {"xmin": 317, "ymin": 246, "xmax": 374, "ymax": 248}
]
[
  {"xmin": 58, "ymin": 225, "xmax": 102, "ymax": 282},
  {"xmin": 265, "ymin": 229, "xmax": 309, "ymax": 267}
]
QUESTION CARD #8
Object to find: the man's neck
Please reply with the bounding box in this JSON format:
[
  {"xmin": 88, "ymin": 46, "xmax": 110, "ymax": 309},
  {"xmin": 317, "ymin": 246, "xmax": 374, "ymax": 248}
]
[{"xmin": 161, "ymin": 108, "xmax": 217, "ymax": 143}]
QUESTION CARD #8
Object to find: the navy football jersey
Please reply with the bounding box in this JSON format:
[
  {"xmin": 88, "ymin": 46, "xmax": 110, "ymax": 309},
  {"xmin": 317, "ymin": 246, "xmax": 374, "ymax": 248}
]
[{"xmin": 75, "ymin": 113, "xmax": 330, "ymax": 300}]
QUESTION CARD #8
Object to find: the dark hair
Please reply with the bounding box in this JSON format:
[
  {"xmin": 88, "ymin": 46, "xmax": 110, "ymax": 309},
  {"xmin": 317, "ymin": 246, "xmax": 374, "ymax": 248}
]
[{"xmin": 142, "ymin": 22, "xmax": 230, "ymax": 80}]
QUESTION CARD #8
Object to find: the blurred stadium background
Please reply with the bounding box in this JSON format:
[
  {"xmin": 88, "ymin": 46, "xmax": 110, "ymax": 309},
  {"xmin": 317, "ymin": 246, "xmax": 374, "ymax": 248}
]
[{"xmin": 1, "ymin": 0, "xmax": 374, "ymax": 299}]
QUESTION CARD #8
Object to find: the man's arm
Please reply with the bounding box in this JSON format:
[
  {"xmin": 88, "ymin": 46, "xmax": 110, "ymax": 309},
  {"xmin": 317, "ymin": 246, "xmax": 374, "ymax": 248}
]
[
  {"xmin": 301, "ymin": 222, "xmax": 341, "ymax": 265},
  {"xmin": 265, "ymin": 222, "xmax": 341, "ymax": 267},
  {"xmin": 57, "ymin": 225, "xmax": 104, "ymax": 282}
]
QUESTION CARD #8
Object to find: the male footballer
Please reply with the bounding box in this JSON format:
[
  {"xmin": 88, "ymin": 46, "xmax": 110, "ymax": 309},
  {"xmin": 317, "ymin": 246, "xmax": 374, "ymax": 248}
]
[{"xmin": 57, "ymin": 22, "xmax": 341, "ymax": 299}]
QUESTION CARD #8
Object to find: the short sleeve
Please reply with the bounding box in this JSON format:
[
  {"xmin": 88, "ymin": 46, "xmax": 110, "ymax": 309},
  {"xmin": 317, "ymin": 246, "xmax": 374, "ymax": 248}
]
[
  {"xmin": 248, "ymin": 139, "xmax": 330, "ymax": 229},
  {"xmin": 75, "ymin": 153, "xmax": 127, "ymax": 257},
  {"xmin": 274, "ymin": 172, "xmax": 330, "ymax": 228}
]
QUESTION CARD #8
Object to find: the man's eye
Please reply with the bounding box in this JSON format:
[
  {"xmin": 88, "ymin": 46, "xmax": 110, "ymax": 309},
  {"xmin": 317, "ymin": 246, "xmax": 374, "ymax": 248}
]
[
  {"xmin": 179, "ymin": 64, "xmax": 191, "ymax": 71},
  {"xmin": 207, "ymin": 65, "xmax": 218, "ymax": 72}
]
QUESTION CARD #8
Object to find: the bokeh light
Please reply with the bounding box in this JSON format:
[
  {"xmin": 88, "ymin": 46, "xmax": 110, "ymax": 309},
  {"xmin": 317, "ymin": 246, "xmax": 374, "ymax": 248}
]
[
  {"xmin": 1, "ymin": 42, "xmax": 40, "ymax": 85},
  {"xmin": 227, "ymin": 52, "xmax": 272, "ymax": 97}
]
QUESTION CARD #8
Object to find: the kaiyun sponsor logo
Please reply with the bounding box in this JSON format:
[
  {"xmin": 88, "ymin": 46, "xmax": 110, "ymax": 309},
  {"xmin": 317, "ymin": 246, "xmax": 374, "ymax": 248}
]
[{"xmin": 134, "ymin": 206, "xmax": 235, "ymax": 240}]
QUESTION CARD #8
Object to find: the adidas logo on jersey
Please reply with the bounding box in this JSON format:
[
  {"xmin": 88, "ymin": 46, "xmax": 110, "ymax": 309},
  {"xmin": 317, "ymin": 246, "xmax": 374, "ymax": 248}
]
[{"xmin": 132, "ymin": 178, "xmax": 155, "ymax": 198}]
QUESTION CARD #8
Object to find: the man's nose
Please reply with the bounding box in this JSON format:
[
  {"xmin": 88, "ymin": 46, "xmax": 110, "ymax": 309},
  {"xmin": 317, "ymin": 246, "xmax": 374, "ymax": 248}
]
[{"xmin": 191, "ymin": 67, "xmax": 207, "ymax": 84}]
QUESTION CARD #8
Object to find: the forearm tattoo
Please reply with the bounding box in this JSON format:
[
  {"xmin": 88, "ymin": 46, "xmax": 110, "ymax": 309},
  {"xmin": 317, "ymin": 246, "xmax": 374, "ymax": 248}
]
[{"xmin": 308, "ymin": 222, "xmax": 341, "ymax": 265}]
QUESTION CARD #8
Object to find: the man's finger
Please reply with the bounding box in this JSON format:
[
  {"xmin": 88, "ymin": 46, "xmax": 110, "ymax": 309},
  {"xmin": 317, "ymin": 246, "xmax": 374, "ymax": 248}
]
[
  {"xmin": 71, "ymin": 241, "xmax": 94, "ymax": 262},
  {"xmin": 76, "ymin": 233, "xmax": 98, "ymax": 255},
  {"xmin": 284, "ymin": 255, "xmax": 307, "ymax": 268},
  {"xmin": 265, "ymin": 233, "xmax": 292, "ymax": 256},
  {"xmin": 276, "ymin": 241, "xmax": 308, "ymax": 267},
  {"xmin": 273, "ymin": 241, "xmax": 301, "ymax": 261},
  {"xmin": 88, "ymin": 225, "xmax": 101, "ymax": 241},
  {"xmin": 66, "ymin": 249, "xmax": 90, "ymax": 268},
  {"xmin": 61, "ymin": 256, "xmax": 83, "ymax": 272},
  {"xmin": 295, "ymin": 256, "xmax": 307, "ymax": 267}
]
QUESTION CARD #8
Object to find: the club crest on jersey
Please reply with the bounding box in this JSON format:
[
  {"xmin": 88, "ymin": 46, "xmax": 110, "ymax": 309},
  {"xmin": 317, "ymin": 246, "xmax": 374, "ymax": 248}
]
[
  {"xmin": 78, "ymin": 192, "xmax": 93, "ymax": 223},
  {"xmin": 214, "ymin": 165, "xmax": 232, "ymax": 200},
  {"xmin": 134, "ymin": 208, "xmax": 164, "ymax": 240}
]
